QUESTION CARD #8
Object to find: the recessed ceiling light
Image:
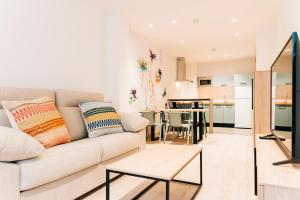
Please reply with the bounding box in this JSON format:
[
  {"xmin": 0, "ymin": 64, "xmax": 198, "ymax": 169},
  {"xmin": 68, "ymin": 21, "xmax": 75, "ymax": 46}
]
[
  {"xmin": 231, "ymin": 18, "xmax": 238, "ymax": 23},
  {"xmin": 171, "ymin": 20, "xmax": 177, "ymax": 24},
  {"xmin": 224, "ymin": 54, "xmax": 229, "ymax": 57},
  {"xmin": 148, "ymin": 24, "xmax": 153, "ymax": 28},
  {"xmin": 180, "ymin": 40, "xmax": 184, "ymax": 44},
  {"xmin": 235, "ymin": 32, "xmax": 240, "ymax": 37},
  {"xmin": 193, "ymin": 18, "xmax": 200, "ymax": 24},
  {"xmin": 208, "ymin": 56, "xmax": 212, "ymax": 59}
]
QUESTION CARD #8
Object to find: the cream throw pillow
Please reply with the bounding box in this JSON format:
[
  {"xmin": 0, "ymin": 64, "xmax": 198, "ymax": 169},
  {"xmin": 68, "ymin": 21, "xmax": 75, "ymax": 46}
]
[
  {"xmin": 0, "ymin": 126, "xmax": 44, "ymax": 162},
  {"xmin": 2, "ymin": 96, "xmax": 71, "ymax": 148}
]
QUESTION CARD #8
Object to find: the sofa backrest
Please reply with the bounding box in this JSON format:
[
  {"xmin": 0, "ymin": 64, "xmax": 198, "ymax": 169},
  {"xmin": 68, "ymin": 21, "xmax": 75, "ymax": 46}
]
[
  {"xmin": 55, "ymin": 89, "xmax": 104, "ymax": 141},
  {"xmin": 0, "ymin": 87, "xmax": 104, "ymax": 141},
  {"xmin": 0, "ymin": 87, "xmax": 55, "ymax": 127}
]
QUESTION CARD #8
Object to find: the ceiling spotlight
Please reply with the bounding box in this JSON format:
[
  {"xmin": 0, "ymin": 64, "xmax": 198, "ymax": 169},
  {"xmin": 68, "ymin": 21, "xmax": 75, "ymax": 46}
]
[
  {"xmin": 235, "ymin": 32, "xmax": 240, "ymax": 37},
  {"xmin": 224, "ymin": 54, "xmax": 229, "ymax": 57},
  {"xmin": 148, "ymin": 24, "xmax": 153, "ymax": 28},
  {"xmin": 171, "ymin": 20, "xmax": 177, "ymax": 24},
  {"xmin": 231, "ymin": 18, "xmax": 238, "ymax": 23},
  {"xmin": 180, "ymin": 40, "xmax": 184, "ymax": 44}
]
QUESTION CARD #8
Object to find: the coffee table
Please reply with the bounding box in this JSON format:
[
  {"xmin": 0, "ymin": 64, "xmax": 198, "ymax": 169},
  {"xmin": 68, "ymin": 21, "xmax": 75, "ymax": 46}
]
[{"xmin": 106, "ymin": 144, "xmax": 202, "ymax": 200}]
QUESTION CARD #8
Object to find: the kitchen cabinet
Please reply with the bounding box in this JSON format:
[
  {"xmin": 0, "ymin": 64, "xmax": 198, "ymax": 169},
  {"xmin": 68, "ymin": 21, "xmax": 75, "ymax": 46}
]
[
  {"xmin": 234, "ymin": 74, "xmax": 252, "ymax": 87},
  {"xmin": 276, "ymin": 72, "xmax": 292, "ymax": 86},
  {"xmin": 212, "ymin": 75, "xmax": 233, "ymax": 87},
  {"xmin": 275, "ymin": 105, "xmax": 292, "ymax": 127},
  {"xmin": 223, "ymin": 105, "xmax": 235, "ymax": 124},
  {"xmin": 275, "ymin": 106, "xmax": 289, "ymax": 127},
  {"xmin": 213, "ymin": 104, "xmax": 235, "ymax": 124},
  {"xmin": 213, "ymin": 105, "xmax": 224, "ymax": 123}
]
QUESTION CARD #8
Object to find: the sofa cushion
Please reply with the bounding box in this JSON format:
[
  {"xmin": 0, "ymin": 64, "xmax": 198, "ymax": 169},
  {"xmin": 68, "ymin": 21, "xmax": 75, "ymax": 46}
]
[
  {"xmin": 119, "ymin": 112, "xmax": 150, "ymax": 132},
  {"xmin": 17, "ymin": 138, "xmax": 102, "ymax": 191},
  {"xmin": 2, "ymin": 96, "xmax": 71, "ymax": 148},
  {"xmin": 0, "ymin": 87, "xmax": 55, "ymax": 109},
  {"xmin": 0, "ymin": 126, "xmax": 44, "ymax": 162},
  {"xmin": 79, "ymin": 102, "xmax": 123, "ymax": 138},
  {"xmin": 0, "ymin": 109, "xmax": 10, "ymax": 127},
  {"xmin": 94, "ymin": 132, "xmax": 140, "ymax": 161},
  {"xmin": 58, "ymin": 106, "xmax": 88, "ymax": 141}
]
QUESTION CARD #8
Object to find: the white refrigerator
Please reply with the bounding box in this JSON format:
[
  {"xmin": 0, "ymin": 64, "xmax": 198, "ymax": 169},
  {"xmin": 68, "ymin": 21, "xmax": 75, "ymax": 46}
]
[{"xmin": 235, "ymin": 86, "xmax": 253, "ymax": 128}]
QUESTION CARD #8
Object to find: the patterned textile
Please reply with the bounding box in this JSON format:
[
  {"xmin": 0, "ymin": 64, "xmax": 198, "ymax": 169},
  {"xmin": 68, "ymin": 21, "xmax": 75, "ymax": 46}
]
[
  {"xmin": 79, "ymin": 102, "xmax": 123, "ymax": 138},
  {"xmin": 1, "ymin": 97, "xmax": 71, "ymax": 148}
]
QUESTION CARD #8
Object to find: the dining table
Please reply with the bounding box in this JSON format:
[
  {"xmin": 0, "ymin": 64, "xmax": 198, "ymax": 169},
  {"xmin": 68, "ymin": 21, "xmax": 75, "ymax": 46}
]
[{"xmin": 145, "ymin": 108, "xmax": 211, "ymax": 144}]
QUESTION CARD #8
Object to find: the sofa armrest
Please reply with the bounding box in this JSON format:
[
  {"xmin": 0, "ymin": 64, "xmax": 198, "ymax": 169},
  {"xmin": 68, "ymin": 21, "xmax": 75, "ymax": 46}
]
[
  {"xmin": 0, "ymin": 162, "xmax": 20, "ymax": 200},
  {"xmin": 119, "ymin": 112, "xmax": 149, "ymax": 133}
]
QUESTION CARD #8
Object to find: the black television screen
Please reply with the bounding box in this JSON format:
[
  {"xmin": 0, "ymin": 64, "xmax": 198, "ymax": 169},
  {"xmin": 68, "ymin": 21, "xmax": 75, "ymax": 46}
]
[{"xmin": 271, "ymin": 32, "xmax": 299, "ymax": 165}]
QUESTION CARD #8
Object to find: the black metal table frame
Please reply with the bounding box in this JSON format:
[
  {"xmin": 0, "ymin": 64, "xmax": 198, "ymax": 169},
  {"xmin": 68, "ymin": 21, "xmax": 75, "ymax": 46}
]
[
  {"xmin": 150, "ymin": 110, "xmax": 204, "ymax": 145},
  {"xmin": 106, "ymin": 151, "xmax": 202, "ymax": 200}
]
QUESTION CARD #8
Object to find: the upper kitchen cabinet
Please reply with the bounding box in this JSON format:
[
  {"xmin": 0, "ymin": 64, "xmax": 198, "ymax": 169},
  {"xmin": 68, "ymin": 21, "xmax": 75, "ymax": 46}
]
[
  {"xmin": 276, "ymin": 72, "xmax": 292, "ymax": 86},
  {"xmin": 234, "ymin": 73, "xmax": 253, "ymax": 87},
  {"xmin": 212, "ymin": 75, "xmax": 234, "ymax": 87}
]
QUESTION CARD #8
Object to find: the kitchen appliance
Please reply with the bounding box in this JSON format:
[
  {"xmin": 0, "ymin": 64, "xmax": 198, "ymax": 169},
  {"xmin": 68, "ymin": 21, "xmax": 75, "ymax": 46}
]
[
  {"xmin": 197, "ymin": 77, "xmax": 212, "ymax": 86},
  {"xmin": 234, "ymin": 85, "xmax": 252, "ymax": 128},
  {"xmin": 175, "ymin": 57, "xmax": 193, "ymax": 83}
]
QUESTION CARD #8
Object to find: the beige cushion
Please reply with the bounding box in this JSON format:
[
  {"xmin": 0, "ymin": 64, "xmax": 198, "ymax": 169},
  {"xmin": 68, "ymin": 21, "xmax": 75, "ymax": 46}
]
[
  {"xmin": 58, "ymin": 106, "xmax": 87, "ymax": 141},
  {"xmin": 2, "ymin": 97, "xmax": 71, "ymax": 148},
  {"xmin": 0, "ymin": 126, "xmax": 44, "ymax": 162},
  {"xmin": 0, "ymin": 109, "xmax": 11, "ymax": 127},
  {"xmin": 0, "ymin": 87, "xmax": 55, "ymax": 109},
  {"xmin": 119, "ymin": 112, "xmax": 150, "ymax": 132},
  {"xmin": 17, "ymin": 138, "xmax": 102, "ymax": 191},
  {"xmin": 55, "ymin": 89, "xmax": 104, "ymax": 107},
  {"xmin": 94, "ymin": 132, "xmax": 140, "ymax": 161}
]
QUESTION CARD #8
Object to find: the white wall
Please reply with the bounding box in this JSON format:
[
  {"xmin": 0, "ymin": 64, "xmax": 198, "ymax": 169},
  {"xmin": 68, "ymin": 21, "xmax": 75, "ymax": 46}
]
[
  {"xmin": 0, "ymin": 0, "xmax": 107, "ymax": 93},
  {"xmin": 119, "ymin": 31, "xmax": 177, "ymax": 113},
  {"xmin": 197, "ymin": 57, "xmax": 255, "ymax": 76},
  {"xmin": 0, "ymin": 1, "xmax": 177, "ymax": 112},
  {"xmin": 256, "ymin": 0, "xmax": 300, "ymax": 71}
]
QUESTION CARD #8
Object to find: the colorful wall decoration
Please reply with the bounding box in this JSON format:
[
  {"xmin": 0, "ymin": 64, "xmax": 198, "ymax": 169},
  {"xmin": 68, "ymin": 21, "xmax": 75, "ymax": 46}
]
[
  {"xmin": 128, "ymin": 89, "xmax": 138, "ymax": 104},
  {"xmin": 130, "ymin": 49, "xmax": 167, "ymax": 109}
]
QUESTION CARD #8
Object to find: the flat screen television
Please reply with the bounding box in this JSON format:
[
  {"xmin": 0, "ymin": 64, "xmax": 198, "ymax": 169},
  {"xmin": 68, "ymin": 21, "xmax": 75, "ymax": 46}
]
[{"xmin": 268, "ymin": 32, "xmax": 299, "ymax": 165}]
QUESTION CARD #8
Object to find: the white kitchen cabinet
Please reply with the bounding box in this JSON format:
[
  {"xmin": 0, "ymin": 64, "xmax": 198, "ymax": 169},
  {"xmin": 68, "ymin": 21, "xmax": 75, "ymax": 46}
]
[
  {"xmin": 276, "ymin": 72, "xmax": 292, "ymax": 86},
  {"xmin": 223, "ymin": 105, "xmax": 235, "ymax": 124},
  {"xmin": 275, "ymin": 106, "xmax": 289, "ymax": 127},
  {"xmin": 234, "ymin": 73, "xmax": 252, "ymax": 87},
  {"xmin": 213, "ymin": 105, "xmax": 224, "ymax": 123},
  {"xmin": 212, "ymin": 75, "xmax": 233, "ymax": 87}
]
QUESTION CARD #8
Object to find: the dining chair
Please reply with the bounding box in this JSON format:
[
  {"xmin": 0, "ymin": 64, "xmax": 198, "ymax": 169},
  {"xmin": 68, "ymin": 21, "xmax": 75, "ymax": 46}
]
[
  {"xmin": 140, "ymin": 111, "xmax": 164, "ymax": 143},
  {"xmin": 164, "ymin": 112, "xmax": 193, "ymax": 144}
]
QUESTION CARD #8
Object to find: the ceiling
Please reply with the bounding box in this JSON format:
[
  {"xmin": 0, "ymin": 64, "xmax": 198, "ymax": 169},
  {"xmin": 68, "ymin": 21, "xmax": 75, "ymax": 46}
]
[{"xmin": 106, "ymin": 0, "xmax": 280, "ymax": 63}]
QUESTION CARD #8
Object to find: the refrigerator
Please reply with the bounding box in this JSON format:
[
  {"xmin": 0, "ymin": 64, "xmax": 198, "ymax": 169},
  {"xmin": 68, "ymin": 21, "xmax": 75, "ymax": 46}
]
[{"xmin": 234, "ymin": 86, "xmax": 253, "ymax": 128}]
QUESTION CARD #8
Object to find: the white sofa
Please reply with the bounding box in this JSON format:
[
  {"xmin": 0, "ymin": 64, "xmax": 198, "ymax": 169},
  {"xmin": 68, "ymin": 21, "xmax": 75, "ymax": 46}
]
[{"xmin": 0, "ymin": 88, "xmax": 147, "ymax": 200}]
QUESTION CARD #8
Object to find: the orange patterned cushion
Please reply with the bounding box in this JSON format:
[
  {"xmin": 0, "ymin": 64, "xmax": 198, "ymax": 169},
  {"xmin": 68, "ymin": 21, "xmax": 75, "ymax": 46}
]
[{"xmin": 2, "ymin": 97, "xmax": 71, "ymax": 148}]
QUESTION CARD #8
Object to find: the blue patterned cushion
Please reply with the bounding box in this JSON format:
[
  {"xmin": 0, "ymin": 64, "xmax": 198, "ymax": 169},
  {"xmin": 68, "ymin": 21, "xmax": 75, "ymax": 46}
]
[{"xmin": 79, "ymin": 102, "xmax": 123, "ymax": 138}]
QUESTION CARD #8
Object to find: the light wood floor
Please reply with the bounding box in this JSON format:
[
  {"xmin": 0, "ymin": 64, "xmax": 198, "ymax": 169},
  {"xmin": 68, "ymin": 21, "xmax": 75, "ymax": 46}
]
[{"xmin": 84, "ymin": 131, "xmax": 257, "ymax": 200}]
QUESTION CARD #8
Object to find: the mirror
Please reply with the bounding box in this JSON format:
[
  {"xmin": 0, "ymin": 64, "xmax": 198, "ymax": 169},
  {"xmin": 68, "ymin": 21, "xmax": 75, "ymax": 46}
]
[{"xmin": 272, "ymin": 39, "xmax": 293, "ymax": 152}]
